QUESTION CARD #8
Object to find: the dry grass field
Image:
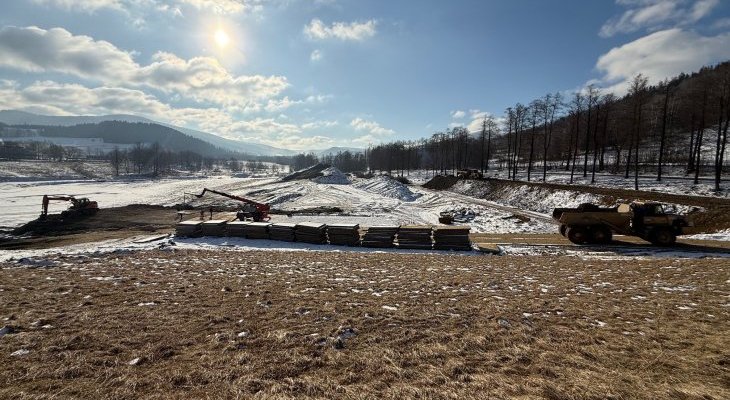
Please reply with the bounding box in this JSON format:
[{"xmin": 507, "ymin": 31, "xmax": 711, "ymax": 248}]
[{"xmin": 1, "ymin": 249, "xmax": 728, "ymax": 399}]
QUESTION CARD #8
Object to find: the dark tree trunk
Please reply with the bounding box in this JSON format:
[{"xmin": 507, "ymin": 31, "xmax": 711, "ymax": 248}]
[
  {"xmin": 527, "ymin": 119, "xmax": 537, "ymax": 181},
  {"xmin": 695, "ymin": 90, "xmax": 708, "ymax": 184},
  {"xmin": 714, "ymin": 93, "xmax": 727, "ymax": 191},
  {"xmin": 591, "ymin": 104, "xmax": 601, "ymax": 184},
  {"xmin": 583, "ymin": 102, "xmax": 591, "ymax": 177},
  {"xmin": 657, "ymin": 87, "xmax": 671, "ymax": 181},
  {"xmin": 687, "ymin": 114, "xmax": 696, "ymax": 173}
]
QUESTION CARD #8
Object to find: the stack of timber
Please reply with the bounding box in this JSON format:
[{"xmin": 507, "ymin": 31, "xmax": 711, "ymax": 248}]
[
  {"xmin": 201, "ymin": 219, "xmax": 228, "ymax": 237},
  {"xmin": 295, "ymin": 222, "xmax": 328, "ymax": 244},
  {"xmin": 433, "ymin": 226, "xmax": 472, "ymax": 251},
  {"xmin": 176, "ymin": 220, "xmax": 202, "ymax": 237},
  {"xmin": 396, "ymin": 225, "xmax": 433, "ymax": 250},
  {"xmin": 269, "ymin": 222, "xmax": 297, "ymax": 242},
  {"xmin": 242, "ymin": 222, "xmax": 271, "ymax": 239},
  {"xmin": 226, "ymin": 220, "xmax": 251, "ymax": 237},
  {"xmin": 327, "ymin": 224, "xmax": 361, "ymax": 246},
  {"xmin": 361, "ymin": 225, "xmax": 399, "ymax": 248}
]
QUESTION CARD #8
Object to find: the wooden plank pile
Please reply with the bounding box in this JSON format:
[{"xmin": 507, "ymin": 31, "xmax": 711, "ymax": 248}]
[
  {"xmin": 295, "ymin": 222, "xmax": 328, "ymax": 244},
  {"xmin": 433, "ymin": 226, "xmax": 472, "ymax": 251},
  {"xmin": 327, "ymin": 224, "xmax": 360, "ymax": 246},
  {"xmin": 226, "ymin": 221, "xmax": 251, "ymax": 237},
  {"xmin": 242, "ymin": 222, "xmax": 271, "ymax": 239},
  {"xmin": 396, "ymin": 225, "xmax": 433, "ymax": 250},
  {"xmin": 201, "ymin": 219, "xmax": 228, "ymax": 236},
  {"xmin": 269, "ymin": 222, "xmax": 297, "ymax": 242},
  {"xmin": 175, "ymin": 220, "xmax": 202, "ymax": 237},
  {"xmin": 361, "ymin": 225, "xmax": 399, "ymax": 248}
]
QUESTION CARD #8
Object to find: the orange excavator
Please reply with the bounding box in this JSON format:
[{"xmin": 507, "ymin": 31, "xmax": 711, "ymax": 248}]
[
  {"xmin": 194, "ymin": 188, "xmax": 271, "ymax": 222},
  {"xmin": 41, "ymin": 195, "xmax": 98, "ymax": 219}
]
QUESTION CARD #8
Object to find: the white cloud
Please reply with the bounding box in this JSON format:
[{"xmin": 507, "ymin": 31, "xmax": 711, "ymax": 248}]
[
  {"xmin": 350, "ymin": 117, "xmax": 395, "ymax": 136},
  {"xmin": 262, "ymin": 94, "xmax": 331, "ymax": 112},
  {"xmin": 178, "ymin": 0, "xmax": 248, "ymax": 14},
  {"xmin": 711, "ymin": 17, "xmax": 730, "ymax": 30},
  {"xmin": 600, "ymin": 0, "xmax": 719, "ymax": 37},
  {"xmin": 594, "ymin": 28, "xmax": 730, "ymax": 95},
  {"xmin": 450, "ymin": 110, "xmax": 465, "ymax": 119},
  {"xmin": 0, "ymin": 26, "xmax": 289, "ymax": 108},
  {"xmin": 135, "ymin": 51, "xmax": 289, "ymax": 106},
  {"xmin": 310, "ymin": 49, "xmax": 322, "ymax": 61},
  {"xmin": 304, "ymin": 18, "xmax": 377, "ymax": 41},
  {"xmin": 0, "ymin": 79, "xmax": 224, "ymax": 124},
  {"xmin": 301, "ymin": 120, "xmax": 338, "ymax": 130},
  {"xmin": 31, "ymin": 0, "xmax": 124, "ymax": 12},
  {"xmin": 0, "ymin": 79, "xmax": 340, "ymax": 149},
  {"xmin": 31, "ymin": 0, "xmax": 262, "ymax": 15},
  {"xmin": 0, "ymin": 26, "xmax": 137, "ymax": 78}
]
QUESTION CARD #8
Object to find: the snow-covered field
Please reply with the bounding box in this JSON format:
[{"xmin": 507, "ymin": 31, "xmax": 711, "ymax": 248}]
[
  {"xmin": 1, "ymin": 172, "xmax": 553, "ymax": 234},
  {"xmin": 0, "ymin": 176, "xmax": 262, "ymax": 229}
]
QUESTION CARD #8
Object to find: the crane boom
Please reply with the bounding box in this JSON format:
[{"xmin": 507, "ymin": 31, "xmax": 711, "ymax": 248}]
[{"xmin": 194, "ymin": 188, "xmax": 271, "ymax": 221}]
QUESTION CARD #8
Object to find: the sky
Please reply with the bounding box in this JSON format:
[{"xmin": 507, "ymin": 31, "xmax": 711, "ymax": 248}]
[{"xmin": 1, "ymin": 0, "xmax": 729, "ymax": 151}]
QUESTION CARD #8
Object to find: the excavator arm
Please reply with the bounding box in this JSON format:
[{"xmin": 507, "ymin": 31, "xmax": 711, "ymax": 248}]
[{"xmin": 42, "ymin": 195, "xmax": 75, "ymax": 216}]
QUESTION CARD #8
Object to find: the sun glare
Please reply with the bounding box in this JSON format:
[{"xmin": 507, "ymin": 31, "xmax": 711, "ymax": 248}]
[{"xmin": 214, "ymin": 29, "xmax": 230, "ymax": 48}]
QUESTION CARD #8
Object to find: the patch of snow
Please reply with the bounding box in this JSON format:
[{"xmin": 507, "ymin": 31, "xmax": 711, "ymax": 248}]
[
  {"xmin": 10, "ymin": 349, "xmax": 29, "ymax": 356},
  {"xmin": 354, "ymin": 176, "xmax": 421, "ymax": 201},
  {"xmin": 685, "ymin": 229, "xmax": 730, "ymax": 241},
  {"xmin": 311, "ymin": 167, "xmax": 350, "ymax": 185}
]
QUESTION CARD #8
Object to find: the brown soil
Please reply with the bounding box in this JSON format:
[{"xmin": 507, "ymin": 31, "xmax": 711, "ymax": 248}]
[
  {"xmin": 1, "ymin": 205, "xmax": 180, "ymax": 250},
  {"xmin": 281, "ymin": 164, "xmax": 329, "ymax": 181},
  {"xmin": 422, "ymin": 175, "xmax": 459, "ymax": 190},
  {"xmin": 1, "ymin": 250, "xmax": 727, "ymax": 399}
]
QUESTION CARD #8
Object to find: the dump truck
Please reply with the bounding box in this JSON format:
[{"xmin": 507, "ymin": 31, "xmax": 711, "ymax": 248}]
[
  {"xmin": 457, "ymin": 169, "xmax": 484, "ymax": 179},
  {"xmin": 552, "ymin": 202, "xmax": 693, "ymax": 246}
]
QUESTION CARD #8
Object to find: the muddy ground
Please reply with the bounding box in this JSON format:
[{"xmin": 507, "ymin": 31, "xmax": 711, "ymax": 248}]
[
  {"xmin": 0, "ymin": 250, "xmax": 728, "ymax": 399},
  {"xmin": 0, "ymin": 205, "xmax": 181, "ymax": 250}
]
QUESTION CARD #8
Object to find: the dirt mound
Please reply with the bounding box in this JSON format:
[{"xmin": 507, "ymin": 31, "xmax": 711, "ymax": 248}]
[
  {"xmin": 354, "ymin": 175, "xmax": 421, "ymax": 201},
  {"xmin": 9, "ymin": 204, "xmax": 177, "ymax": 237},
  {"xmin": 423, "ymin": 175, "xmax": 459, "ymax": 190},
  {"xmin": 281, "ymin": 164, "xmax": 329, "ymax": 181},
  {"xmin": 311, "ymin": 167, "xmax": 350, "ymax": 185}
]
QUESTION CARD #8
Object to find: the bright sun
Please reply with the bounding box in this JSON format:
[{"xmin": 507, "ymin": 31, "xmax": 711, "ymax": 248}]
[{"xmin": 214, "ymin": 29, "xmax": 230, "ymax": 48}]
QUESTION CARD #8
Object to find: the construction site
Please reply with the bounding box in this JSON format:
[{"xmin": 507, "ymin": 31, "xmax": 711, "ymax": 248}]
[{"xmin": 1, "ymin": 166, "xmax": 729, "ymax": 399}]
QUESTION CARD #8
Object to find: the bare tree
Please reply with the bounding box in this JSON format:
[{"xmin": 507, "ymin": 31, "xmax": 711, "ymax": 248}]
[
  {"xmin": 569, "ymin": 92, "xmax": 583, "ymax": 183},
  {"xmin": 628, "ymin": 74, "xmax": 649, "ymax": 190},
  {"xmin": 583, "ymin": 85, "xmax": 599, "ymax": 177}
]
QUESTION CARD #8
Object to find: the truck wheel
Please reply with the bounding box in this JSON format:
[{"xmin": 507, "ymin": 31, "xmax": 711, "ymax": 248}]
[
  {"xmin": 591, "ymin": 226, "xmax": 613, "ymax": 244},
  {"xmin": 650, "ymin": 228, "xmax": 676, "ymax": 246},
  {"xmin": 566, "ymin": 226, "xmax": 588, "ymax": 244},
  {"xmin": 559, "ymin": 224, "xmax": 568, "ymax": 237}
]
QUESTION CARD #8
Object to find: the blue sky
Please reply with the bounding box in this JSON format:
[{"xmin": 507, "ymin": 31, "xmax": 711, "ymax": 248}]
[{"xmin": 1, "ymin": 0, "xmax": 729, "ymax": 150}]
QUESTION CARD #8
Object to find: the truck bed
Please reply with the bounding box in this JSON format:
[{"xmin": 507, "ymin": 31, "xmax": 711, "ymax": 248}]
[{"xmin": 552, "ymin": 204, "xmax": 619, "ymax": 220}]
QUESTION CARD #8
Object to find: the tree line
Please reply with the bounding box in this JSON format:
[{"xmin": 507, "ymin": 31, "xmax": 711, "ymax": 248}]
[{"xmin": 363, "ymin": 61, "xmax": 730, "ymax": 191}]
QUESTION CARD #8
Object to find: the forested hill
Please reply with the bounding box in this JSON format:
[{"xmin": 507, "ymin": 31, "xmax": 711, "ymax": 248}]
[
  {"xmin": 367, "ymin": 60, "xmax": 730, "ymax": 190},
  {"xmin": 19, "ymin": 121, "xmax": 242, "ymax": 158}
]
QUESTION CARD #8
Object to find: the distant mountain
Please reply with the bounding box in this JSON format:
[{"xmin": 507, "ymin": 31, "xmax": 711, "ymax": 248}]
[
  {"xmin": 314, "ymin": 146, "xmax": 365, "ymax": 156},
  {"xmin": 13, "ymin": 121, "xmax": 241, "ymax": 158},
  {"xmin": 171, "ymin": 125, "xmax": 296, "ymax": 157},
  {"xmin": 0, "ymin": 110, "xmax": 296, "ymax": 156}
]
